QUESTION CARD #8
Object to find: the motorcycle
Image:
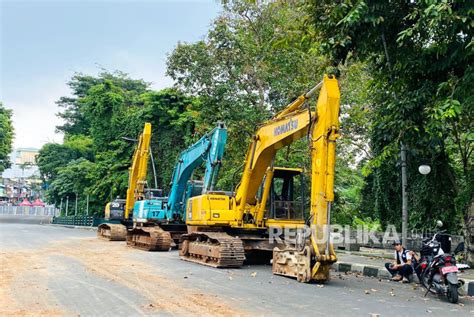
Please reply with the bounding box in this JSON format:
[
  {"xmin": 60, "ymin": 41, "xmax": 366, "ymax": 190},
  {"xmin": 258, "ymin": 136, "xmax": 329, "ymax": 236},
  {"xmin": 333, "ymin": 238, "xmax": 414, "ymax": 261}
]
[{"xmin": 419, "ymin": 230, "xmax": 460, "ymax": 303}]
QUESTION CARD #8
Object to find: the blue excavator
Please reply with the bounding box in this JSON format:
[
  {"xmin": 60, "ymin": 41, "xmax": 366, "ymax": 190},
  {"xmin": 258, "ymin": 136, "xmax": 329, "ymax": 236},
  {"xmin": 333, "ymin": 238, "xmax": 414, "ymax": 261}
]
[{"xmin": 125, "ymin": 122, "xmax": 228, "ymax": 251}]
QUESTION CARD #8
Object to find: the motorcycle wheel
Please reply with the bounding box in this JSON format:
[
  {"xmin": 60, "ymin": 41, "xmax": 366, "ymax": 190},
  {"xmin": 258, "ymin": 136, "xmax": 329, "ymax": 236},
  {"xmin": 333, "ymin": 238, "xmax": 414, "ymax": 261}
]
[
  {"xmin": 447, "ymin": 283, "xmax": 459, "ymax": 304},
  {"xmin": 420, "ymin": 269, "xmax": 437, "ymax": 294}
]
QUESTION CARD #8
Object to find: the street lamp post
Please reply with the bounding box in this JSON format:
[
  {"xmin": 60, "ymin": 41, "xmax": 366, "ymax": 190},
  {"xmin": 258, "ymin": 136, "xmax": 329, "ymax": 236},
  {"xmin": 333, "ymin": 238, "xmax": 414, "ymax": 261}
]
[
  {"xmin": 401, "ymin": 144, "xmax": 408, "ymax": 246},
  {"xmin": 400, "ymin": 143, "xmax": 431, "ymax": 246},
  {"xmin": 86, "ymin": 194, "xmax": 89, "ymax": 216},
  {"xmin": 75, "ymin": 193, "xmax": 78, "ymax": 216}
]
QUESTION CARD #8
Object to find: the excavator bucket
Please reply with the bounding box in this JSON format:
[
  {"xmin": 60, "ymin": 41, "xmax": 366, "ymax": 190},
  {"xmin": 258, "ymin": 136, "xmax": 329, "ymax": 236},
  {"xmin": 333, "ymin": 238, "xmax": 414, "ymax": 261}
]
[
  {"xmin": 126, "ymin": 226, "xmax": 172, "ymax": 251},
  {"xmin": 272, "ymin": 246, "xmax": 312, "ymax": 283},
  {"xmin": 97, "ymin": 223, "xmax": 127, "ymax": 241},
  {"xmin": 272, "ymin": 243, "xmax": 336, "ymax": 283}
]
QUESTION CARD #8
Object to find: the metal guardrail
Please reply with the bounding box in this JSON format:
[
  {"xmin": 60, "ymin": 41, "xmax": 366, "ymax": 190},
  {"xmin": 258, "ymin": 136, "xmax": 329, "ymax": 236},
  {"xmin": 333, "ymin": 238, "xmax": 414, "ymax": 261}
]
[
  {"xmin": 51, "ymin": 215, "xmax": 111, "ymax": 227},
  {"xmin": 0, "ymin": 205, "xmax": 59, "ymax": 216},
  {"xmin": 51, "ymin": 216, "xmax": 94, "ymax": 226}
]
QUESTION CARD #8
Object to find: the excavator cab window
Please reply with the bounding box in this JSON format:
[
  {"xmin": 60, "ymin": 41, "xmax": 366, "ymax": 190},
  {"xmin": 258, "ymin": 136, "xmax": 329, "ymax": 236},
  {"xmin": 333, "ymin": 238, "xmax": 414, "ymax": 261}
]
[
  {"xmin": 265, "ymin": 168, "xmax": 305, "ymax": 220},
  {"xmin": 185, "ymin": 180, "xmax": 204, "ymax": 202}
]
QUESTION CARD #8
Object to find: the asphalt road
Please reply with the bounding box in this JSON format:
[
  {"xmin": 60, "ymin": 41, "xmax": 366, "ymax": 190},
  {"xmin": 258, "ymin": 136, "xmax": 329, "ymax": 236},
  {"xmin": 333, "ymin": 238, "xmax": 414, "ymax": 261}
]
[{"xmin": 0, "ymin": 222, "xmax": 472, "ymax": 316}]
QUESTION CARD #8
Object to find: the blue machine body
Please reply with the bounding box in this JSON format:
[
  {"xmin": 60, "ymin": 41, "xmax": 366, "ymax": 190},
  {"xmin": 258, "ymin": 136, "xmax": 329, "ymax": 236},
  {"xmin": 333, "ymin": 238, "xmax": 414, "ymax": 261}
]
[{"xmin": 133, "ymin": 123, "xmax": 227, "ymax": 224}]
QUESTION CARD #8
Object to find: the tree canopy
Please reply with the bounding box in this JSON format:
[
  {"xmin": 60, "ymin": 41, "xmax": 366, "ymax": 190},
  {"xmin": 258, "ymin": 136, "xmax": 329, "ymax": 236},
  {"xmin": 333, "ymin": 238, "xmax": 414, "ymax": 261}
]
[
  {"xmin": 38, "ymin": 72, "xmax": 197, "ymax": 214},
  {"xmin": 307, "ymin": 0, "xmax": 473, "ymax": 231}
]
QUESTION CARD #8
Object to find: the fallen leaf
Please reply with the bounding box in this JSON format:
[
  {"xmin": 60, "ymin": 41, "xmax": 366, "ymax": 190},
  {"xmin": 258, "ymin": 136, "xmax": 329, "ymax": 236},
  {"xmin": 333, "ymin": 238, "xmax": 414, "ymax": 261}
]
[
  {"xmin": 250, "ymin": 272, "xmax": 257, "ymax": 277},
  {"xmin": 370, "ymin": 288, "xmax": 378, "ymax": 292},
  {"xmin": 364, "ymin": 290, "xmax": 370, "ymax": 294},
  {"xmin": 317, "ymin": 285, "xmax": 324, "ymax": 288}
]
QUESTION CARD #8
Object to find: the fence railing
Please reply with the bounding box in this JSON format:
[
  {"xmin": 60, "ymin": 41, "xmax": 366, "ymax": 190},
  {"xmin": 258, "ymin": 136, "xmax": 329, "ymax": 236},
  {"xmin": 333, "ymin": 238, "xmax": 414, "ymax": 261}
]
[
  {"xmin": 52, "ymin": 215, "xmax": 94, "ymax": 226},
  {"xmin": 0, "ymin": 205, "xmax": 59, "ymax": 216}
]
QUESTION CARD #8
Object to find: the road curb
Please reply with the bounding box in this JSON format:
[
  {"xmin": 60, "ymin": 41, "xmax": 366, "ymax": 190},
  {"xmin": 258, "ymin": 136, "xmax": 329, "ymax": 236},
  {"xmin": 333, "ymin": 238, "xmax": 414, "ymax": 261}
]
[{"xmin": 334, "ymin": 261, "xmax": 474, "ymax": 296}]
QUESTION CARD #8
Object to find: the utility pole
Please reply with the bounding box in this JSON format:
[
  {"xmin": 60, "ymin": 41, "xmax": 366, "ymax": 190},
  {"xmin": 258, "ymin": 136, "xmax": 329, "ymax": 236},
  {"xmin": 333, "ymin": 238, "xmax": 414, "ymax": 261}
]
[
  {"xmin": 149, "ymin": 149, "xmax": 158, "ymax": 189},
  {"xmin": 86, "ymin": 194, "xmax": 89, "ymax": 215},
  {"xmin": 401, "ymin": 143, "xmax": 408, "ymax": 245},
  {"xmin": 65, "ymin": 196, "xmax": 69, "ymax": 216},
  {"xmin": 75, "ymin": 193, "xmax": 78, "ymax": 216},
  {"xmin": 59, "ymin": 198, "xmax": 63, "ymax": 216}
]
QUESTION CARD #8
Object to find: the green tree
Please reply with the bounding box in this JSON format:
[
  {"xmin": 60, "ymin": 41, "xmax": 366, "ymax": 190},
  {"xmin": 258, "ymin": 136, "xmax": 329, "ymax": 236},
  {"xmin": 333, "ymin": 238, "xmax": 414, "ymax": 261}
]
[
  {"xmin": 47, "ymin": 158, "xmax": 95, "ymax": 215},
  {"xmin": 0, "ymin": 102, "xmax": 14, "ymax": 172},
  {"xmin": 36, "ymin": 135, "xmax": 94, "ymax": 180},
  {"xmin": 167, "ymin": 0, "xmax": 372, "ymax": 223},
  {"xmin": 56, "ymin": 71, "xmax": 149, "ymax": 136},
  {"xmin": 167, "ymin": 1, "xmax": 330, "ymax": 190},
  {"xmin": 307, "ymin": 1, "xmax": 473, "ymax": 234},
  {"xmin": 40, "ymin": 71, "xmax": 200, "ymax": 215}
]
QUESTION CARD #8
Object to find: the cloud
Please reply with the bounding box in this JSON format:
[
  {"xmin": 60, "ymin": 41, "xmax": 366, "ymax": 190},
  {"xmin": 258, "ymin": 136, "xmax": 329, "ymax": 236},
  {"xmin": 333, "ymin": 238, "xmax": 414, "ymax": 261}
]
[{"xmin": 4, "ymin": 77, "xmax": 68, "ymax": 149}]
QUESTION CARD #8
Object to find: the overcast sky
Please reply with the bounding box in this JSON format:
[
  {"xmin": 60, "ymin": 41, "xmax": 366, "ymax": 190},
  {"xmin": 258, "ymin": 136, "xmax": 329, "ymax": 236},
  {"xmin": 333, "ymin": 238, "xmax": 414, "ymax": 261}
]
[{"xmin": 1, "ymin": 0, "xmax": 220, "ymax": 149}]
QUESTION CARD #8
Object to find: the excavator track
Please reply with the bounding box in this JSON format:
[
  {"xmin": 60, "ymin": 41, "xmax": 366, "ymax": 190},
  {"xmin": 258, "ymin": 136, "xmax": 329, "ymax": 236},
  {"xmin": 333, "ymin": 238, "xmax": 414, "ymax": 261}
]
[
  {"xmin": 179, "ymin": 232, "xmax": 245, "ymax": 268},
  {"xmin": 126, "ymin": 226, "xmax": 172, "ymax": 251},
  {"xmin": 97, "ymin": 223, "xmax": 127, "ymax": 241}
]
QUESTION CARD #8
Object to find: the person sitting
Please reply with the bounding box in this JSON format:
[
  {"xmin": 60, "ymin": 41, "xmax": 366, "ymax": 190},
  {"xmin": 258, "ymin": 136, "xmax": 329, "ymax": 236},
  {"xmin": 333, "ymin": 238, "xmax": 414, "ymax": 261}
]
[{"xmin": 385, "ymin": 240, "xmax": 413, "ymax": 283}]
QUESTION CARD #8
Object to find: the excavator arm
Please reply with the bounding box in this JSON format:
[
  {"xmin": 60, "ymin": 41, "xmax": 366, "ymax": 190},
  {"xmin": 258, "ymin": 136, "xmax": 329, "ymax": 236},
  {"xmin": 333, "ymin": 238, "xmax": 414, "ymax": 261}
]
[
  {"xmin": 167, "ymin": 122, "xmax": 227, "ymax": 218},
  {"xmin": 234, "ymin": 79, "xmax": 328, "ymax": 223},
  {"xmin": 272, "ymin": 76, "xmax": 340, "ymax": 282},
  {"xmin": 97, "ymin": 122, "xmax": 152, "ymax": 241},
  {"xmin": 235, "ymin": 75, "xmax": 340, "ymax": 281},
  {"xmin": 125, "ymin": 123, "xmax": 152, "ymax": 219}
]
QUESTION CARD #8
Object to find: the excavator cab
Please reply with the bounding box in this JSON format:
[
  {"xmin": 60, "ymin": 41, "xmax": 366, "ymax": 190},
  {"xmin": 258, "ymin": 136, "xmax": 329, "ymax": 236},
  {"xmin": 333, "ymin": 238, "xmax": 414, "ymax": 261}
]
[
  {"xmin": 258, "ymin": 167, "xmax": 305, "ymax": 222},
  {"xmin": 104, "ymin": 199, "xmax": 126, "ymax": 220},
  {"xmin": 267, "ymin": 167, "xmax": 305, "ymax": 221},
  {"xmin": 185, "ymin": 180, "xmax": 204, "ymax": 202}
]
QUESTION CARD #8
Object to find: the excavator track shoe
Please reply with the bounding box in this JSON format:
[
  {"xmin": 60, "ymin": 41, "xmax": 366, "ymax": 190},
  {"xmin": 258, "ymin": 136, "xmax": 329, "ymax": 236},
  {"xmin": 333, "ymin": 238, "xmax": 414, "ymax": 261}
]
[
  {"xmin": 97, "ymin": 223, "xmax": 127, "ymax": 241},
  {"xmin": 179, "ymin": 232, "xmax": 245, "ymax": 268},
  {"xmin": 126, "ymin": 226, "xmax": 172, "ymax": 251}
]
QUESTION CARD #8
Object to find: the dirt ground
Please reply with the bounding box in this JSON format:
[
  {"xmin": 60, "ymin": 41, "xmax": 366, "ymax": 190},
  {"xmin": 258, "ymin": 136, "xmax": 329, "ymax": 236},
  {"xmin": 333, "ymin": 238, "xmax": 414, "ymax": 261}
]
[
  {"xmin": 0, "ymin": 236, "xmax": 246, "ymax": 316},
  {"xmin": 1, "ymin": 224, "xmax": 472, "ymax": 317}
]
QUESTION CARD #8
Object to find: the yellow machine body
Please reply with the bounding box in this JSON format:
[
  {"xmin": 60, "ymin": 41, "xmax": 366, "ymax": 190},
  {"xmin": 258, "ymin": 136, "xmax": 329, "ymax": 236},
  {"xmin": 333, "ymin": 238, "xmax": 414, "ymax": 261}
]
[{"xmin": 182, "ymin": 76, "xmax": 341, "ymax": 282}]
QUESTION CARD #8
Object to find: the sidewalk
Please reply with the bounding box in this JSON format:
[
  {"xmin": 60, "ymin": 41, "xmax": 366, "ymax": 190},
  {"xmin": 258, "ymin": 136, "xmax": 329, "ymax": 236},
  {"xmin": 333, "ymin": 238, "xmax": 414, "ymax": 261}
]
[{"xmin": 335, "ymin": 248, "xmax": 474, "ymax": 296}]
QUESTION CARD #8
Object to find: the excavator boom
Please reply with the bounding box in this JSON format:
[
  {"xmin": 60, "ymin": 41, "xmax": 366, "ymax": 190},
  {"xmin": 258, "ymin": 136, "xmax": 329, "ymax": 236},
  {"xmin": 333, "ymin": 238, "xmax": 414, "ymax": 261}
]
[
  {"xmin": 167, "ymin": 122, "xmax": 227, "ymax": 219},
  {"xmin": 98, "ymin": 123, "xmax": 152, "ymax": 241},
  {"xmin": 125, "ymin": 123, "xmax": 152, "ymax": 219}
]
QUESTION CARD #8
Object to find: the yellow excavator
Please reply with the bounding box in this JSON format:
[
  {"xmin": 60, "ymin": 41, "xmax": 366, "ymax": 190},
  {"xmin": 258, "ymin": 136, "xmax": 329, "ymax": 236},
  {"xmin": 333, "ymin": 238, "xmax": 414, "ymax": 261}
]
[
  {"xmin": 180, "ymin": 75, "xmax": 340, "ymax": 282},
  {"xmin": 97, "ymin": 123, "xmax": 153, "ymax": 241}
]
